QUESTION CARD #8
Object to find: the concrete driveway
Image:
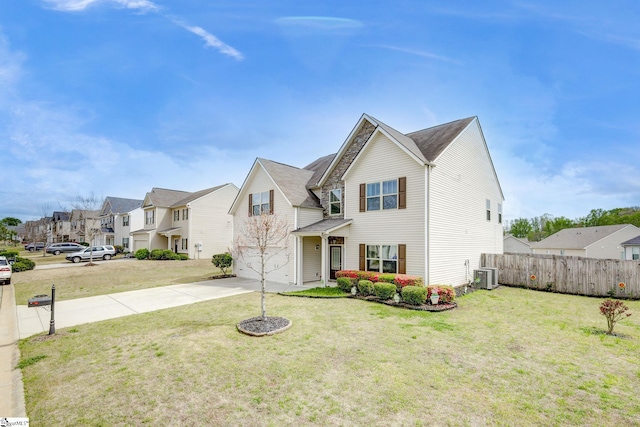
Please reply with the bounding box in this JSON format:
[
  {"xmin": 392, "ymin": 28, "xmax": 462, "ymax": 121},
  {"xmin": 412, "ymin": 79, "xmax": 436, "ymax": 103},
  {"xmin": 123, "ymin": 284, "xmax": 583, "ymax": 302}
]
[{"xmin": 16, "ymin": 276, "xmax": 316, "ymax": 339}]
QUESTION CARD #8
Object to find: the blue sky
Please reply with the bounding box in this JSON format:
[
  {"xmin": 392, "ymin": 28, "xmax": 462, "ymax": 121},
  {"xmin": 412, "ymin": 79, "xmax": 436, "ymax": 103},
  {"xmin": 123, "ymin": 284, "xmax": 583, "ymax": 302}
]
[{"xmin": 1, "ymin": 0, "xmax": 639, "ymax": 224}]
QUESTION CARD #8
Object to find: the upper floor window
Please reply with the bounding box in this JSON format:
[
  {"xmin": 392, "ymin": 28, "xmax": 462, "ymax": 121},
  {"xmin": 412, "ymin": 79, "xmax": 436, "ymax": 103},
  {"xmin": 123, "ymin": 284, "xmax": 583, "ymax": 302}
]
[
  {"xmin": 249, "ymin": 190, "xmax": 273, "ymax": 216},
  {"xmin": 360, "ymin": 177, "xmax": 406, "ymax": 212},
  {"xmin": 486, "ymin": 199, "xmax": 491, "ymax": 221},
  {"xmin": 330, "ymin": 189, "xmax": 341, "ymax": 215},
  {"xmin": 145, "ymin": 210, "xmax": 155, "ymax": 225},
  {"xmin": 182, "ymin": 208, "xmax": 188, "ymax": 220},
  {"xmin": 122, "ymin": 216, "xmax": 129, "ymax": 227},
  {"xmin": 498, "ymin": 203, "xmax": 503, "ymax": 224},
  {"xmin": 173, "ymin": 210, "xmax": 179, "ymax": 221}
]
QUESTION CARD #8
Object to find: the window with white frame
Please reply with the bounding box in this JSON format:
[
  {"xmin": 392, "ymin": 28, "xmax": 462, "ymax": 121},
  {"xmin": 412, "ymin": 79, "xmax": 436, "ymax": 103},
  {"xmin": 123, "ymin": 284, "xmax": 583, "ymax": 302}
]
[
  {"xmin": 633, "ymin": 247, "xmax": 639, "ymax": 260},
  {"xmin": 366, "ymin": 244, "xmax": 399, "ymax": 273},
  {"xmin": 182, "ymin": 208, "xmax": 188, "ymax": 220},
  {"xmin": 486, "ymin": 199, "xmax": 491, "ymax": 221},
  {"xmin": 366, "ymin": 179, "xmax": 398, "ymax": 211},
  {"xmin": 145, "ymin": 210, "xmax": 155, "ymax": 225},
  {"xmin": 122, "ymin": 215, "xmax": 129, "ymax": 226},
  {"xmin": 498, "ymin": 203, "xmax": 502, "ymax": 224},
  {"xmin": 252, "ymin": 191, "xmax": 270, "ymax": 216},
  {"xmin": 122, "ymin": 237, "xmax": 129, "ymax": 249},
  {"xmin": 181, "ymin": 238, "xmax": 188, "ymax": 250},
  {"xmin": 173, "ymin": 210, "xmax": 179, "ymax": 221},
  {"xmin": 330, "ymin": 189, "xmax": 341, "ymax": 215}
]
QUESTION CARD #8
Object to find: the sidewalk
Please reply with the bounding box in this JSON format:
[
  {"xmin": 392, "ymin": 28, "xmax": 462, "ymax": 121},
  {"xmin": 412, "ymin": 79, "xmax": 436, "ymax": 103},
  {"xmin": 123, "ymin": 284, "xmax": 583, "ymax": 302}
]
[{"xmin": 1, "ymin": 276, "xmax": 316, "ymax": 418}]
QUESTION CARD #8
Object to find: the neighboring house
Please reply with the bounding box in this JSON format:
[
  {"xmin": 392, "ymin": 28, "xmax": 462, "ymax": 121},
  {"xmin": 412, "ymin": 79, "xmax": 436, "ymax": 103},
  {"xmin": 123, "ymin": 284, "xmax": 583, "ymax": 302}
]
[
  {"xmin": 621, "ymin": 235, "xmax": 640, "ymax": 260},
  {"xmin": 98, "ymin": 196, "xmax": 144, "ymax": 250},
  {"xmin": 70, "ymin": 209, "xmax": 101, "ymax": 244},
  {"xmin": 131, "ymin": 184, "xmax": 238, "ymax": 258},
  {"xmin": 229, "ymin": 113, "xmax": 504, "ymax": 286},
  {"xmin": 51, "ymin": 211, "xmax": 71, "ymax": 242},
  {"xmin": 504, "ymin": 235, "xmax": 532, "ymax": 254},
  {"xmin": 530, "ymin": 224, "xmax": 640, "ymax": 259},
  {"xmin": 25, "ymin": 217, "xmax": 51, "ymax": 244}
]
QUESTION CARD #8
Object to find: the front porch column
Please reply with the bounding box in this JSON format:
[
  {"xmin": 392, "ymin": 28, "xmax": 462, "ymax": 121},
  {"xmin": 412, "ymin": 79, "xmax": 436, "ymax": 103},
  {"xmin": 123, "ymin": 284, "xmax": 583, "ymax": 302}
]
[
  {"xmin": 294, "ymin": 235, "xmax": 302, "ymax": 286},
  {"xmin": 320, "ymin": 235, "xmax": 328, "ymax": 285}
]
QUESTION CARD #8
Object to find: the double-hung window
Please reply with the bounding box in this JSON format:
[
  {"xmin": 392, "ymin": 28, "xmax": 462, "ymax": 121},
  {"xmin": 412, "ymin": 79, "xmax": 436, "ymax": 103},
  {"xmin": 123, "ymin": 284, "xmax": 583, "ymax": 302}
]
[
  {"xmin": 330, "ymin": 189, "xmax": 341, "ymax": 215},
  {"xmin": 181, "ymin": 238, "xmax": 188, "ymax": 250},
  {"xmin": 361, "ymin": 178, "xmax": 405, "ymax": 211},
  {"xmin": 498, "ymin": 203, "xmax": 502, "ymax": 224},
  {"xmin": 633, "ymin": 247, "xmax": 640, "ymax": 260},
  {"xmin": 486, "ymin": 199, "xmax": 491, "ymax": 221},
  {"xmin": 122, "ymin": 216, "xmax": 129, "ymax": 226},
  {"xmin": 251, "ymin": 191, "xmax": 271, "ymax": 216},
  {"xmin": 145, "ymin": 210, "xmax": 155, "ymax": 225},
  {"xmin": 365, "ymin": 244, "xmax": 400, "ymax": 273},
  {"xmin": 173, "ymin": 210, "xmax": 180, "ymax": 221},
  {"xmin": 122, "ymin": 237, "xmax": 129, "ymax": 249},
  {"xmin": 182, "ymin": 209, "xmax": 188, "ymax": 220}
]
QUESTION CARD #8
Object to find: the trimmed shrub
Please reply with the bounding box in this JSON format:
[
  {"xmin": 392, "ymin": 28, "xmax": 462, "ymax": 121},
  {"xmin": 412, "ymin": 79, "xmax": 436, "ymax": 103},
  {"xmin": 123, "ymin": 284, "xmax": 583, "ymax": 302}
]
[
  {"xmin": 374, "ymin": 282, "xmax": 397, "ymax": 300},
  {"xmin": 377, "ymin": 273, "xmax": 396, "ymax": 284},
  {"xmin": 336, "ymin": 270, "xmax": 424, "ymax": 290},
  {"xmin": 357, "ymin": 279, "xmax": 375, "ymax": 296},
  {"xmin": 336, "ymin": 277, "xmax": 354, "ymax": 293},
  {"xmin": 394, "ymin": 274, "xmax": 424, "ymax": 291},
  {"xmin": 0, "ymin": 250, "xmax": 19, "ymax": 258},
  {"xmin": 335, "ymin": 270, "xmax": 359, "ymax": 280},
  {"xmin": 401, "ymin": 286, "xmax": 427, "ymax": 305},
  {"xmin": 11, "ymin": 257, "xmax": 35, "ymax": 272},
  {"xmin": 212, "ymin": 253, "xmax": 233, "ymax": 275},
  {"xmin": 428, "ymin": 285, "xmax": 455, "ymax": 303},
  {"xmin": 134, "ymin": 248, "xmax": 149, "ymax": 260}
]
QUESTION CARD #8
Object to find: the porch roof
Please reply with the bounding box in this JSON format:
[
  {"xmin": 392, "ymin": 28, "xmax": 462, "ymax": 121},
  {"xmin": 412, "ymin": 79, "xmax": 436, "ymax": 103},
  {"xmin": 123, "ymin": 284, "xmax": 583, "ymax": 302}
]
[
  {"xmin": 157, "ymin": 227, "xmax": 182, "ymax": 236},
  {"xmin": 130, "ymin": 228, "xmax": 151, "ymax": 234},
  {"xmin": 292, "ymin": 218, "xmax": 352, "ymax": 236}
]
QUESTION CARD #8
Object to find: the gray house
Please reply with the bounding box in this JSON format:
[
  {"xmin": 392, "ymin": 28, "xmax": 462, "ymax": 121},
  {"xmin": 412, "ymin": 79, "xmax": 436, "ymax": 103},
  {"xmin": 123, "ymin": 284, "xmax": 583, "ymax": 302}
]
[
  {"xmin": 503, "ymin": 235, "xmax": 532, "ymax": 254},
  {"xmin": 531, "ymin": 224, "xmax": 640, "ymax": 260}
]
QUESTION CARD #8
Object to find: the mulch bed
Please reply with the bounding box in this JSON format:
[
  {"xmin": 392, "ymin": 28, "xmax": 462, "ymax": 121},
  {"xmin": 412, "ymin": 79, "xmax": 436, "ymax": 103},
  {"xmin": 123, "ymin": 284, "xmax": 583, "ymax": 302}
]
[
  {"xmin": 210, "ymin": 274, "xmax": 237, "ymax": 280},
  {"xmin": 237, "ymin": 316, "xmax": 292, "ymax": 336},
  {"xmin": 353, "ymin": 295, "xmax": 457, "ymax": 312}
]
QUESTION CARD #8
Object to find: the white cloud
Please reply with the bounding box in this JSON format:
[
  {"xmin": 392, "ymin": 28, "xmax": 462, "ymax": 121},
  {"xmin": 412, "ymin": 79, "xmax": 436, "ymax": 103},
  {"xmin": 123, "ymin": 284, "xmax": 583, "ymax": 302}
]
[
  {"xmin": 172, "ymin": 21, "xmax": 244, "ymax": 60},
  {"xmin": 42, "ymin": 0, "xmax": 158, "ymax": 12}
]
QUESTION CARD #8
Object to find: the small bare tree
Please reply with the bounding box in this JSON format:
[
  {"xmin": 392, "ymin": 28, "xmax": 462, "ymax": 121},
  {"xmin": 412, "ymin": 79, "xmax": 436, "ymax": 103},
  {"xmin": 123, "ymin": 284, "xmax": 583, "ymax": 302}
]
[{"xmin": 232, "ymin": 213, "xmax": 291, "ymax": 320}]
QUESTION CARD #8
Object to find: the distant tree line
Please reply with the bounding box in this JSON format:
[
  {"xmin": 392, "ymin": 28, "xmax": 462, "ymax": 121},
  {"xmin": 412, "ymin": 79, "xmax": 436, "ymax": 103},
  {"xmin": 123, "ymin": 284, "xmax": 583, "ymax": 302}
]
[{"xmin": 505, "ymin": 207, "xmax": 640, "ymax": 242}]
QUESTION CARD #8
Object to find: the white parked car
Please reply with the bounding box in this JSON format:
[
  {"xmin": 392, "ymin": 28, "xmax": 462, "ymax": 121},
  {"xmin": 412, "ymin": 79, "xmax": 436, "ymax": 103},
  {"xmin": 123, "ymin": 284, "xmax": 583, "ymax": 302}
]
[
  {"xmin": 0, "ymin": 256, "xmax": 12, "ymax": 285},
  {"xmin": 65, "ymin": 245, "xmax": 116, "ymax": 263}
]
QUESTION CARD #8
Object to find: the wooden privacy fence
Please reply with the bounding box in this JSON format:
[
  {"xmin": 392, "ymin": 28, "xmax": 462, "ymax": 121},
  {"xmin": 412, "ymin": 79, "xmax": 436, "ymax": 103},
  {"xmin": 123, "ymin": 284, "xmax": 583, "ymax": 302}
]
[{"xmin": 481, "ymin": 253, "xmax": 640, "ymax": 299}]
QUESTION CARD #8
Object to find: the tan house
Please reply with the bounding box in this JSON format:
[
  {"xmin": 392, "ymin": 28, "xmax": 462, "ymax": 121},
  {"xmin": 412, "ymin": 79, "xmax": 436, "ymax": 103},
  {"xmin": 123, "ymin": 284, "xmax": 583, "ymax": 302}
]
[
  {"xmin": 530, "ymin": 224, "xmax": 640, "ymax": 259},
  {"xmin": 504, "ymin": 235, "xmax": 532, "ymax": 254},
  {"xmin": 131, "ymin": 184, "xmax": 238, "ymax": 259},
  {"xmin": 229, "ymin": 113, "xmax": 504, "ymax": 287},
  {"xmin": 69, "ymin": 209, "xmax": 101, "ymax": 245}
]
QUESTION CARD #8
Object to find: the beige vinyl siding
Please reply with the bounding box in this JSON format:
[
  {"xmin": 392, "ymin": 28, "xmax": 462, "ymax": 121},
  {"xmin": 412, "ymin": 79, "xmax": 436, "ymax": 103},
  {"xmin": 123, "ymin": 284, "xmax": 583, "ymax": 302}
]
[
  {"xmin": 585, "ymin": 227, "xmax": 639, "ymax": 259},
  {"xmin": 428, "ymin": 119, "xmax": 504, "ymax": 285},
  {"xmin": 233, "ymin": 166, "xmax": 295, "ymax": 284},
  {"xmin": 296, "ymin": 207, "xmax": 323, "ymax": 229},
  {"xmin": 186, "ymin": 184, "xmax": 238, "ymax": 259},
  {"xmin": 343, "ymin": 132, "xmax": 426, "ymax": 278},
  {"xmin": 302, "ymin": 236, "xmax": 322, "ymax": 282}
]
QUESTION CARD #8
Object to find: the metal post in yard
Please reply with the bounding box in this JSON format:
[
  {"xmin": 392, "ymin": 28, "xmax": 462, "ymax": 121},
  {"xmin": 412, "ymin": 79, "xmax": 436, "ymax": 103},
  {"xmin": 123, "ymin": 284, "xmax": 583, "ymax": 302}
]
[{"xmin": 48, "ymin": 284, "xmax": 55, "ymax": 335}]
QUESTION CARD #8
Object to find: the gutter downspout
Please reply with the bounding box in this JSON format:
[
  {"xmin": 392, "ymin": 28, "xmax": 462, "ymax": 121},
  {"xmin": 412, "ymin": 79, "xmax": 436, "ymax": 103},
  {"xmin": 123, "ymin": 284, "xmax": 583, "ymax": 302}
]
[{"xmin": 425, "ymin": 164, "xmax": 433, "ymax": 285}]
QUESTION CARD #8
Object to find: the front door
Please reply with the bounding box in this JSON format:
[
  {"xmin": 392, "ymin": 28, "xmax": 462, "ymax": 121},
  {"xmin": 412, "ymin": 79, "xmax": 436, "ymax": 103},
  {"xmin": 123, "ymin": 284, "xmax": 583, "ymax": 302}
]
[{"xmin": 330, "ymin": 245, "xmax": 342, "ymax": 280}]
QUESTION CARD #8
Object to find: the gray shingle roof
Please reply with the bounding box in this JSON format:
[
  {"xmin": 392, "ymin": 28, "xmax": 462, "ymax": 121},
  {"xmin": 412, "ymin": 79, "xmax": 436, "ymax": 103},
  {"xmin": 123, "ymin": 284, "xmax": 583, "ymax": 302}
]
[
  {"xmin": 406, "ymin": 117, "xmax": 476, "ymax": 162},
  {"xmin": 103, "ymin": 197, "xmax": 143, "ymax": 214},
  {"xmin": 259, "ymin": 159, "xmax": 320, "ymax": 208},
  {"xmin": 170, "ymin": 184, "xmax": 230, "ymax": 208},
  {"xmin": 292, "ymin": 218, "xmax": 352, "ymax": 234},
  {"xmin": 621, "ymin": 235, "xmax": 640, "ymax": 246},
  {"xmin": 144, "ymin": 188, "xmax": 192, "ymax": 208},
  {"xmin": 530, "ymin": 224, "xmax": 631, "ymax": 249}
]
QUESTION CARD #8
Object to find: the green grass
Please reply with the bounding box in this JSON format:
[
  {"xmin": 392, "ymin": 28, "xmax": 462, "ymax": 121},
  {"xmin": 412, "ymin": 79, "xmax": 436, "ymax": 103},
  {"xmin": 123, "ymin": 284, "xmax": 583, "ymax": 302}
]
[
  {"xmin": 281, "ymin": 286, "xmax": 350, "ymax": 297},
  {"xmin": 18, "ymin": 287, "xmax": 640, "ymax": 425},
  {"xmin": 12, "ymin": 258, "xmax": 224, "ymax": 305}
]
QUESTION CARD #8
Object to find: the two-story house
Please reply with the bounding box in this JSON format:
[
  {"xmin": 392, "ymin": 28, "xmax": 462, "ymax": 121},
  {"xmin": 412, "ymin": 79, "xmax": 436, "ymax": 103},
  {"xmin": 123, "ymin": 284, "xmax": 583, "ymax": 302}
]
[
  {"xmin": 230, "ymin": 114, "xmax": 504, "ymax": 287},
  {"xmin": 98, "ymin": 196, "xmax": 144, "ymax": 250},
  {"xmin": 131, "ymin": 184, "xmax": 238, "ymax": 258},
  {"xmin": 51, "ymin": 211, "xmax": 71, "ymax": 242},
  {"xmin": 69, "ymin": 209, "xmax": 101, "ymax": 245}
]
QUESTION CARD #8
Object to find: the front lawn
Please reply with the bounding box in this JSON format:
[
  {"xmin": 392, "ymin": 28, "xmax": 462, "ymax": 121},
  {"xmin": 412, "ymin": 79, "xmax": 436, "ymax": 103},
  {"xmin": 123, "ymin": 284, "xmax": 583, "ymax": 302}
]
[
  {"xmin": 12, "ymin": 258, "xmax": 224, "ymax": 305},
  {"xmin": 18, "ymin": 287, "xmax": 640, "ymax": 425}
]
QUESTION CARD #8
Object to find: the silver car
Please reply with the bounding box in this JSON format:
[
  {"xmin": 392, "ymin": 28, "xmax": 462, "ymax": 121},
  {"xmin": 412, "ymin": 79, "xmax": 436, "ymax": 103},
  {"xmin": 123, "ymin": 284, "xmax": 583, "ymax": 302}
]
[
  {"xmin": 46, "ymin": 242, "xmax": 85, "ymax": 255},
  {"xmin": 65, "ymin": 245, "xmax": 117, "ymax": 263},
  {"xmin": 0, "ymin": 256, "xmax": 12, "ymax": 285}
]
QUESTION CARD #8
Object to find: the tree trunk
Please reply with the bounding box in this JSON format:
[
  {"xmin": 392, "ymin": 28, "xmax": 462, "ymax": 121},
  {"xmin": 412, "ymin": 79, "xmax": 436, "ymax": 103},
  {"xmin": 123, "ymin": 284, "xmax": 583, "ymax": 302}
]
[{"xmin": 260, "ymin": 251, "xmax": 266, "ymax": 320}]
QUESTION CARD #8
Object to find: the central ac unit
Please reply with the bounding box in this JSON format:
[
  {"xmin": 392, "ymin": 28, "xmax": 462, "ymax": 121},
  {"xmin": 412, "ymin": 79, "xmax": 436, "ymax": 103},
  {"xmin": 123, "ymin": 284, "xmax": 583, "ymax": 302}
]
[{"xmin": 474, "ymin": 268, "xmax": 499, "ymax": 290}]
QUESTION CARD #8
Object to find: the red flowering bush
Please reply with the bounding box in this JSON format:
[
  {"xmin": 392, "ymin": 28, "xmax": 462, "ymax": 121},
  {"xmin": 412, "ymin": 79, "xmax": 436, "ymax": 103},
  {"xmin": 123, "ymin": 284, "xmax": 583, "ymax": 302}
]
[
  {"xmin": 335, "ymin": 271, "xmax": 423, "ymax": 289},
  {"xmin": 427, "ymin": 285, "xmax": 455, "ymax": 304},
  {"xmin": 600, "ymin": 299, "xmax": 632, "ymax": 334}
]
